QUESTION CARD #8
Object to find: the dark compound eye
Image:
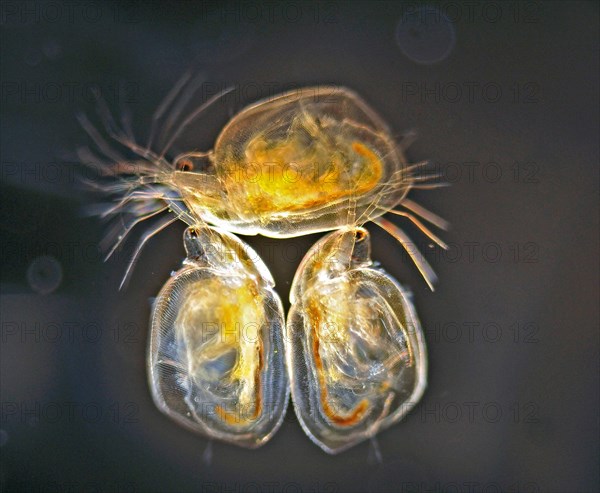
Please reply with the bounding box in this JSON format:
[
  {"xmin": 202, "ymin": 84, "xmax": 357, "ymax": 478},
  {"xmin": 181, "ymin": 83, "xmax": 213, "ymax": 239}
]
[
  {"xmin": 177, "ymin": 159, "xmax": 194, "ymax": 172},
  {"xmin": 355, "ymin": 228, "xmax": 367, "ymax": 241}
]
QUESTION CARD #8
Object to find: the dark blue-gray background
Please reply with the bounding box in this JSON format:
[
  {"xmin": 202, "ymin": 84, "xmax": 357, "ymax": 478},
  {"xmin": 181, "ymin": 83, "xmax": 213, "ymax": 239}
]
[{"xmin": 1, "ymin": 1, "xmax": 598, "ymax": 492}]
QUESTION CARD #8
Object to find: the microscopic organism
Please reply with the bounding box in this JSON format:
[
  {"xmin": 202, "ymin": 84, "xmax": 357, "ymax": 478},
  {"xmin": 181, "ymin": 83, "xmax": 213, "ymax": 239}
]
[{"xmin": 81, "ymin": 79, "xmax": 447, "ymax": 453}]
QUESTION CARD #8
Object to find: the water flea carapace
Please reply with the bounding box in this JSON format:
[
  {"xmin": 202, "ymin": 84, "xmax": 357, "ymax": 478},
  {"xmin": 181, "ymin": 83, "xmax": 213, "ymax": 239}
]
[{"xmin": 81, "ymin": 77, "xmax": 448, "ymax": 453}]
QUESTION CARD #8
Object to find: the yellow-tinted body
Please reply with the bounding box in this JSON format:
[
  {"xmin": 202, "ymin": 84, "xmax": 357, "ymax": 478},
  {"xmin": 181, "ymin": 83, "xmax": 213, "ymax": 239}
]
[
  {"xmin": 171, "ymin": 87, "xmax": 408, "ymax": 237},
  {"xmin": 148, "ymin": 228, "xmax": 288, "ymax": 448},
  {"xmin": 225, "ymin": 138, "xmax": 382, "ymax": 215},
  {"xmin": 89, "ymin": 84, "xmax": 442, "ymax": 453},
  {"xmin": 175, "ymin": 277, "xmax": 263, "ymax": 424},
  {"xmin": 287, "ymin": 228, "xmax": 427, "ymax": 453}
]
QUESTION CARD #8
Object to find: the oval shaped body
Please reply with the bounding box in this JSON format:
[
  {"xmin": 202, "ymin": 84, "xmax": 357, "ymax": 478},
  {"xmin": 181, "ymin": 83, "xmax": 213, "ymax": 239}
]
[
  {"xmin": 286, "ymin": 227, "xmax": 427, "ymax": 453},
  {"xmin": 173, "ymin": 87, "xmax": 409, "ymax": 237},
  {"xmin": 148, "ymin": 227, "xmax": 288, "ymax": 448}
]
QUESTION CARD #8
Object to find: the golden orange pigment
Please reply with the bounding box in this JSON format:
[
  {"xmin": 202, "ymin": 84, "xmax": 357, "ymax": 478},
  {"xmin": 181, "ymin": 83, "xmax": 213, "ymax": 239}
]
[
  {"xmin": 167, "ymin": 87, "xmax": 411, "ymax": 238},
  {"xmin": 174, "ymin": 277, "xmax": 264, "ymax": 425},
  {"xmin": 220, "ymin": 136, "xmax": 383, "ymax": 216},
  {"xmin": 287, "ymin": 228, "xmax": 428, "ymax": 453},
  {"xmin": 88, "ymin": 83, "xmax": 444, "ymax": 452}
]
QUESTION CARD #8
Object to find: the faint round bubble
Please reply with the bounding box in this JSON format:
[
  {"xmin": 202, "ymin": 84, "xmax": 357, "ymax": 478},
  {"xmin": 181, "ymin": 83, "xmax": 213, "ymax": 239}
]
[
  {"xmin": 43, "ymin": 39, "xmax": 62, "ymax": 60},
  {"xmin": 24, "ymin": 48, "xmax": 42, "ymax": 66},
  {"xmin": 396, "ymin": 6, "xmax": 456, "ymax": 64},
  {"xmin": 27, "ymin": 255, "xmax": 63, "ymax": 295}
]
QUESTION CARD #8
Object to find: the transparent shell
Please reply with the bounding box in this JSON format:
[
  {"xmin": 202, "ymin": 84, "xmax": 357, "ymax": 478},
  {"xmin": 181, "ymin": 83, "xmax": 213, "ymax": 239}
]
[
  {"xmin": 172, "ymin": 87, "xmax": 410, "ymax": 237},
  {"xmin": 148, "ymin": 226, "xmax": 289, "ymax": 448},
  {"xmin": 286, "ymin": 227, "xmax": 427, "ymax": 454},
  {"xmin": 83, "ymin": 79, "xmax": 445, "ymax": 452}
]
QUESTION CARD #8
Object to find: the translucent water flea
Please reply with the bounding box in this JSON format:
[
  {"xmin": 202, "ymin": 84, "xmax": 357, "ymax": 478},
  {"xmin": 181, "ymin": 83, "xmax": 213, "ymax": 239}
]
[{"xmin": 81, "ymin": 77, "xmax": 448, "ymax": 453}]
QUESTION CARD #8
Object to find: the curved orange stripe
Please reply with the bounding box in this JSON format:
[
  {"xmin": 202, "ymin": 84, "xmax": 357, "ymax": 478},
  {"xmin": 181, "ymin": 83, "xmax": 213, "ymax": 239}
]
[{"xmin": 307, "ymin": 299, "xmax": 370, "ymax": 427}]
